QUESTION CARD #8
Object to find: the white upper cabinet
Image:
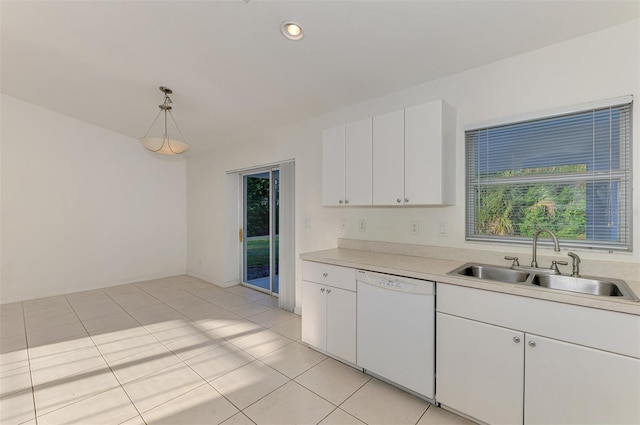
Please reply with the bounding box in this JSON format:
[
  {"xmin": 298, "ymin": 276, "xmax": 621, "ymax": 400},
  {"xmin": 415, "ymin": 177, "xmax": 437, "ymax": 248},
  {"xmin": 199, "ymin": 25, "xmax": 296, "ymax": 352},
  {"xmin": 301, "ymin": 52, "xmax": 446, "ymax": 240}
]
[
  {"xmin": 372, "ymin": 109, "xmax": 405, "ymax": 205},
  {"xmin": 322, "ymin": 118, "xmax": 372, "ymax": 206},
  {"xmin": 323, "ymin": 99, "xmax": 456, "ymax": 206},
  {"xmin": 405, "ymin": 100, "xmax": 456, "ymax": 205},
  {"xmin": 322, "ymin": 124, "xmax": 346, "ymax": 206},
  {"xmin": 371, "ymin": 99, "xmax": 456, "ymax": 206},
  {"xmin": 345, "ymin": 118, "xmax": 373, "ymax": 205}
]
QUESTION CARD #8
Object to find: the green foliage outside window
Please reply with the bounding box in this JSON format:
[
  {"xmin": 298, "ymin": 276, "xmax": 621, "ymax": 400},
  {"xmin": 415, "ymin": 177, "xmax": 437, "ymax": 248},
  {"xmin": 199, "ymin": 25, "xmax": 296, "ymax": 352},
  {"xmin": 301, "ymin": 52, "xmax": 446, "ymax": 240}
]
[
  {"xmin": 475, "ymin": 165, "xmax": 587, "ymax": 240},
  {"xmin": 246, "ymin": 177, "xmax": 270, "ymax": 237}
]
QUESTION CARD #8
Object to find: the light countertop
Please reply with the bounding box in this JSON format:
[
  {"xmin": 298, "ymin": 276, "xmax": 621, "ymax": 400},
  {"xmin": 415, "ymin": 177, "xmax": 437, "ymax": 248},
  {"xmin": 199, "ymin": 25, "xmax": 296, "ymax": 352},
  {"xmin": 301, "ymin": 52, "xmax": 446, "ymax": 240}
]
[{"xmin": 300, "ymin": 248, "xmax": 640, "ymax": 316}]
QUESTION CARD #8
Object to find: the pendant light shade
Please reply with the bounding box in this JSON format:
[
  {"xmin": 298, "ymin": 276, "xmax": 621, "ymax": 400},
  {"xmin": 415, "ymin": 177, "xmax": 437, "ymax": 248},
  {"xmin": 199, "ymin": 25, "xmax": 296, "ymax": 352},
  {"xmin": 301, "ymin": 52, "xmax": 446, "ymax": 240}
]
[
  {"xmin": 140, "ymin": 86, "xmax": 190, "ymax": 155},
  {"xmin": 140, "ymin": 136, "xmax": 190, "ymax": 155}
]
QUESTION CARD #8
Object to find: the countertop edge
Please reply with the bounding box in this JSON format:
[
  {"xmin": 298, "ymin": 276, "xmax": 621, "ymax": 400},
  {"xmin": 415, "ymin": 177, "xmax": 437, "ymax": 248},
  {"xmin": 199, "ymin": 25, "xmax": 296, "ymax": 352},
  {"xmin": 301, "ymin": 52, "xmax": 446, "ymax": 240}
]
[{"xmin": 300, "ymin": 248, "xmax": 640, "ymax": 316}]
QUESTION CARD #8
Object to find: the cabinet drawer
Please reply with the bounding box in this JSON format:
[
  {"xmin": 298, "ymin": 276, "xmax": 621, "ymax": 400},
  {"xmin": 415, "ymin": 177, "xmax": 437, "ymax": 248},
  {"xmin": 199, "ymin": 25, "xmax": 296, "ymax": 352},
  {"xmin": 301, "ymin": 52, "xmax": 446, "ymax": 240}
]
[
  {"xmin": 437, "ymin": 283, "xmax": 640, "ymax": 358},
  {"xmin": 302, "ymin": 261, "xmax": 356, "ymax": 291}
]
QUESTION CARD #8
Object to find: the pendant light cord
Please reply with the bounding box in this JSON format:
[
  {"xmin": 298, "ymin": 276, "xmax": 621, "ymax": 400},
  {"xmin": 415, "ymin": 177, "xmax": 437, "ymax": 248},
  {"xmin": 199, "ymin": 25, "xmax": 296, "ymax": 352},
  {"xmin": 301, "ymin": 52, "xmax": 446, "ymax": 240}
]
[{"xmin": 142, "ymin": 109, "xmax": 163, "ymax": 138}]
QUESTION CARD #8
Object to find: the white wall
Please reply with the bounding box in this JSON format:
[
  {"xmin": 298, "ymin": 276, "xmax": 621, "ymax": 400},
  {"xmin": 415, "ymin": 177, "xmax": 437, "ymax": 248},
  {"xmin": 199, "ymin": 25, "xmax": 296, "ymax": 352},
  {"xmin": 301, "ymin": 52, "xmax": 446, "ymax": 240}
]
[
  {"xmin": 1, "ymin": 95, "xmax": 187, "ymax": 303},
  {"xmin": 187, "ymin": 20, "xmax": 639, "ymax": 308}
]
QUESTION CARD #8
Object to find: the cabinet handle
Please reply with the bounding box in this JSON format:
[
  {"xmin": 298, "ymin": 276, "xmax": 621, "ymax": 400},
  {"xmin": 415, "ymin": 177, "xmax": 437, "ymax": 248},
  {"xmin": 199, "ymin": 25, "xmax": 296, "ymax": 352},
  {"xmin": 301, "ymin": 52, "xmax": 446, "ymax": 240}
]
[
  {"xmin": 345, "ymin": 200, "xmax": 349, "ymax": 204},
  {"xmin": 405, "ymin": 198, "xmax": 409, "ymax": 203},
  {"xmin": 338, "ymin": 200, "xmax": 343, "ymax": 204},
  {"xmin": 528, "ymin": 340, "xmax": 536, "ymax": 347},
  {"xmin": 322, "ymin": 273, "xmax": 328, "ymax": 278},
  {"xmin": 513, "ymin": 336, "xmax": 520, "ymax": 343},
  {"xmin": 320, "ymin": 287, "xmax": 325, "ymax": 292},
  {"xmin": 327, "ymin": 289, "xmax": 332, "ymax": 294},
  {"xmin": 396, "ymin": 198, "xmax": 402, "ymax": 203}
]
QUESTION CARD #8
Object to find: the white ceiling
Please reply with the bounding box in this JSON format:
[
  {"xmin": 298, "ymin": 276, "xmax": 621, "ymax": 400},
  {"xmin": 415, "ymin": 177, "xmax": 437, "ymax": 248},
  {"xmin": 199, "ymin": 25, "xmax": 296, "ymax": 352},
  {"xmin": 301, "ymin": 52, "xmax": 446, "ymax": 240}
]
[{"xmin": 2, "ymin": 1, "xmax": 638, "ymax": 155}]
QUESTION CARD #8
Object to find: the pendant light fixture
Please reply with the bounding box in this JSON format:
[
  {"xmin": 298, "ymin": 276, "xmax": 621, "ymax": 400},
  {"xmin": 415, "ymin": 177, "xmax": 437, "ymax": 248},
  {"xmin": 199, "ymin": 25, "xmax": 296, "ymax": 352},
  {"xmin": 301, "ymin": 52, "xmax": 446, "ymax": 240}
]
[{"xmin": 140, "ymin": 86, "xmax": 190, "ymax": 155}]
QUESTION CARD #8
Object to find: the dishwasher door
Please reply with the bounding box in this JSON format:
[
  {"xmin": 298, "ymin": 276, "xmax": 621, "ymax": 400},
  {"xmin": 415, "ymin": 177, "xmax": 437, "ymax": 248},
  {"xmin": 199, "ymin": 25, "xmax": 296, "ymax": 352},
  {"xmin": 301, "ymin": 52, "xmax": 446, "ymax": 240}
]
[{"xmin": 356, "ymin": 271, "xmax": 435, "ymax": 399}]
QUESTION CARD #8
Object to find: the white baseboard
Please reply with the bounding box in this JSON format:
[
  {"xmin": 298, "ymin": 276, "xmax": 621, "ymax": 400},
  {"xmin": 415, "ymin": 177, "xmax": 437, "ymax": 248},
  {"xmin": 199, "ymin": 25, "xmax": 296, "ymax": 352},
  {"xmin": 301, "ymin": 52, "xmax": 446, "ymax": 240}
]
[
  {"xmin": 184, "ymin": 271, "xmax": 242, "ymax": 289},
  {"xmin": 0, "ymin": 270, "xmax": 187, "ymax": 304}
]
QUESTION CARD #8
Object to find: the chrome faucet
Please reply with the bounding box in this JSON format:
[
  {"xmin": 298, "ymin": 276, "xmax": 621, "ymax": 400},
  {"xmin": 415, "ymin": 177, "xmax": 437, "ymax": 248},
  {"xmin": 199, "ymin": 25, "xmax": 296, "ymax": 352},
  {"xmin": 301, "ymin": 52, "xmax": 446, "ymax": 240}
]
[
  {"xmin": 531, "ymin": 229, "xmax": 560, "ymax": 268},
  {"xmin": 568, "ymin": 252, "xmax": 581, "ymax": 277}
]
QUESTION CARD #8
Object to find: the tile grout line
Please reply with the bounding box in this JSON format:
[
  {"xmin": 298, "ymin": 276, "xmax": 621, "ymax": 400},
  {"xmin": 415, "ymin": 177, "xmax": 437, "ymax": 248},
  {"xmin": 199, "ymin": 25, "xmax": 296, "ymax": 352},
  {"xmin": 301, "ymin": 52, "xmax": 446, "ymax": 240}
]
[
  {"xmin": 236, "ymin": 355, "xmax": 367, "ymax": 424},
  {"xmin": 20, "ymin": 301, "xmax": 39, "ymax": 425},
  {"xmin": 163, "ymin": 281, "xmax": 370, "ymax": 423},
  {"xmin": 60, "ymin": 290, "xmax": 146, "ymax": 424},
  {"xmin": 106, "ymin": 280, "xmax": 283, "ymax": 420},
  {"xmin": 415, "ymin": 402, "xmax": 433, "ymax": 425},
  {"xmin": 23, "ymin": 285, "xmax": 268, "ymax": 424},
  {"xmin": 12, "ymin": 279, "xmax": 329, "ymax": 425},
  {"xmin": 149, "ymin": 280, "xmax": 433, "ymax": 425},
  {"xmin": 101, "ymin": 284, "xmax": 260, "ymax": 421},
  {"xmin": 23, "ymin": 298, "xmax": 99, "ymax": 421},
  {"xmin": 148, "ymin": 280, "xmax": 301, "ymax": 419},
  {"xmin": 293, "ymin": 356, "xmax": 374, "ymax": 412},
  {"xmin": 135, "ymin": 280, "xmax": 311, "ymax": 422},
  {"xmin": 94, "ymin": 287, "xmax": 211, "ymax": 422}
]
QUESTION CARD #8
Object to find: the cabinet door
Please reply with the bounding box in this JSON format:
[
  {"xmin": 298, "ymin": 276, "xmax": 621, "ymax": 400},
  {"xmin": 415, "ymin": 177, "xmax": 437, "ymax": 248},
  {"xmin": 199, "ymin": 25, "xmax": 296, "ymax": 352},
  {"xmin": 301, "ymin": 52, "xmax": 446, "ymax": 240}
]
[
  {"xmin": 372, "ymin": 109, "xmax": 405, "ymax": 206},
  {"xmin": 404, "ymin": 100, "xmax": 443, "ymax": 205},
  {"xmin": 301, "ymin": 280, "xmax": 327, "ymax": 351},
  {"xmin": 345, "ymin": 117, "xmax": 373, "ymax": 206},
  {"xmin": 437, "ymin": 313, "xmax": 524, "ymax": 425},
  {"xmin": 525, "ymin": 335, "xmax": 640, "ymax": 425},
  {"xmin": 322, "ymin": 125, "xmax": 345, "ymax": 206},
  {"xmin": 326, "ymin": 287, "xmax": 356, "ymax": 364}
]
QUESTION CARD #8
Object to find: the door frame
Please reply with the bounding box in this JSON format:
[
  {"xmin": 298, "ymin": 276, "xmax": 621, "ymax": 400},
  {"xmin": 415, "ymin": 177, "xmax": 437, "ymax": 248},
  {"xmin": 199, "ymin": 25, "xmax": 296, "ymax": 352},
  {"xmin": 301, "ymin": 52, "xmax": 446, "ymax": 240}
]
[{"xmin": 239, "ymin": 166, "xmax": 279, "ymax": 296}]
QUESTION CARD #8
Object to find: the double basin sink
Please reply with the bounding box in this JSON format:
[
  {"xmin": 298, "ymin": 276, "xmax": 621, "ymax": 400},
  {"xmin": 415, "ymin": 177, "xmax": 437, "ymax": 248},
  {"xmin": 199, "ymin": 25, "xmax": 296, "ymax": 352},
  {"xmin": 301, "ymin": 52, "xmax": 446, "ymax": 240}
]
[{"xmin": 448, "ymin": 263, "xmax": 639, "ymax": 301}]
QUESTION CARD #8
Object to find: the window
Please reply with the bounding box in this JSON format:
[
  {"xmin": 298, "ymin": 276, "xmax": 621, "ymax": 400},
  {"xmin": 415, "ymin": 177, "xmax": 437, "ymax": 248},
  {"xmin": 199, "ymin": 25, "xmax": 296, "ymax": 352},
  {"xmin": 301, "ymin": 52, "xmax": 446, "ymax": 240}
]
[{"xmin": 466, "ymin": 97, "xmax": 632, "ymax": 251}]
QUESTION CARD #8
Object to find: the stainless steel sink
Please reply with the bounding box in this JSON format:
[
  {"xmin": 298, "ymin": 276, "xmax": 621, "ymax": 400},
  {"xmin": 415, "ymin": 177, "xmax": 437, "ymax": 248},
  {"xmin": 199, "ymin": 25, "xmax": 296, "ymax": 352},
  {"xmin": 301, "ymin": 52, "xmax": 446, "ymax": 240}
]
[
  {"xmin": 448, "ymin": 263, "xmax": 530, "ymax": 284},
  {"xmin": 448, "ymin": 262, "xmax": 639, "ymax": 301},
  {"xmin": 531, "ymin": 274, "xmax": 640, "ymax": 301}
]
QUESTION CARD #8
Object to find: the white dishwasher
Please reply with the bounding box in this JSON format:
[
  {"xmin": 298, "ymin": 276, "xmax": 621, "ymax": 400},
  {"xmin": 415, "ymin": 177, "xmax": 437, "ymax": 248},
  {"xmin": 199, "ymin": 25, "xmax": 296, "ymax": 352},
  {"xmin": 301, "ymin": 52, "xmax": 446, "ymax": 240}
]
[{"xmin": 356, "ymin": 270, "xmax": 435, "ymax": 401}]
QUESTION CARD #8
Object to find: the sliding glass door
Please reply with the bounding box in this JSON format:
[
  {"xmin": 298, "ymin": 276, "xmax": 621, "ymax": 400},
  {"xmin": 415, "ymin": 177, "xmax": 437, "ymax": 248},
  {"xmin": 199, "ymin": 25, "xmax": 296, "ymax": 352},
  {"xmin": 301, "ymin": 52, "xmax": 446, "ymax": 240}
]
[{"xmin": 242, "ymin": 168, "xmax": 279, "ymax": 295}]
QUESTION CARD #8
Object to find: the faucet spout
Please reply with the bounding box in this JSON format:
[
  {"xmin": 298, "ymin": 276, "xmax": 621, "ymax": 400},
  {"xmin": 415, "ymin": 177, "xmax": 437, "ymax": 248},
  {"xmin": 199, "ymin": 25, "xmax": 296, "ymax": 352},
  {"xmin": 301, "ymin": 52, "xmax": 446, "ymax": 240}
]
[
  {"xmin": 531, "ymin": 229, "xmax": 560, "ymax": 268},
  {"xmin": 568, "ymin": 252, "xmax": 581, "ymax": 277}
]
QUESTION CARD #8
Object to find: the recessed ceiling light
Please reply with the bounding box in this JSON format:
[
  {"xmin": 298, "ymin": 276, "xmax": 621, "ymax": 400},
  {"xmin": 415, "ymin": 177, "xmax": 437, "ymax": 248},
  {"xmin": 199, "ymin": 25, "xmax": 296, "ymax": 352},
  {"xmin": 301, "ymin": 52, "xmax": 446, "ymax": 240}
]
[{"xmin": 281, "ymin": 21, "xmax": 304, "ymax": 41}]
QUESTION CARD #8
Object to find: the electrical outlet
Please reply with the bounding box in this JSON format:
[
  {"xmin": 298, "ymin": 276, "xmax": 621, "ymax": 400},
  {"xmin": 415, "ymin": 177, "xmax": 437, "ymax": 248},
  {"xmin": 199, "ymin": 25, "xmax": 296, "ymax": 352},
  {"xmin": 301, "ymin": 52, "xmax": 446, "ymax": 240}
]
[
  {"xmin": 410, "ymin": 221, "xmax": 419, "ymax": 235},
  {"xmin": 359, "ymin": 219, "xmax": 367, "ymax": 232},
  {"xmin": 438, "ymin": 221, "xmax": 447, "ymax": 237}
]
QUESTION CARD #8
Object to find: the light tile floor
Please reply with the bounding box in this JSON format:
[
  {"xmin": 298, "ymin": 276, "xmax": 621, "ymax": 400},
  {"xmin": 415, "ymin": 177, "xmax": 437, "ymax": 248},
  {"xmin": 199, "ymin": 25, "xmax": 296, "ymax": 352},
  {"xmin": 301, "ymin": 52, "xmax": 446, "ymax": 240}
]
[{"xmin": 0, "ymin": 275, "xmax": 475, "ymax": 425}]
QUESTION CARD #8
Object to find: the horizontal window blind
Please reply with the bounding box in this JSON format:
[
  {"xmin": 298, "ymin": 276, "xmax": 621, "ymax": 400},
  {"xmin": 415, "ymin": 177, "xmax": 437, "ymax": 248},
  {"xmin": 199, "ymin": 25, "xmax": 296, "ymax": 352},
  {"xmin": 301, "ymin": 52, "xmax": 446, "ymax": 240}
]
[{"xmin": 466, "ymin": 100, "xmax": 632, "ymax": 251}]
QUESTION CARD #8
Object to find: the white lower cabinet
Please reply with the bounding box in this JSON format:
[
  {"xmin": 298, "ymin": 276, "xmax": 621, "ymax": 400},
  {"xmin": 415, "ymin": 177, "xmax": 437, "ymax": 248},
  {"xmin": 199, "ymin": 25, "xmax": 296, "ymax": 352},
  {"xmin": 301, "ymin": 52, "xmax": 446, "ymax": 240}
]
[
  {"xmin": 301, "ymin": 280, "xmax": 356, "ymax": 363},
  {"xmin": 301, "ymin": 280, "xmax": 327, "ymax": 351},
  {"xmin": 524, "ymin": 335, "xmax": 640, "ymax": 425},
  {"xmin": 437, "ymin": 311, "xmax": 640, "ymax": 425},
  {"xmin": 301, "ymin": 261, "xmax": 356, "ymax": 364},
  {"xmin": 324, "ymin": 285, "xmax": 356, "ymax": 362},
  {"xmin": 436, "ymin": 313, "xmax": 524, "ymax": 425}
]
